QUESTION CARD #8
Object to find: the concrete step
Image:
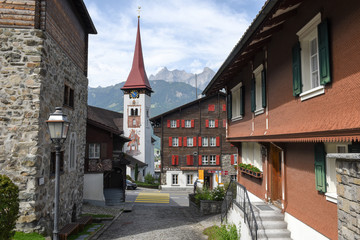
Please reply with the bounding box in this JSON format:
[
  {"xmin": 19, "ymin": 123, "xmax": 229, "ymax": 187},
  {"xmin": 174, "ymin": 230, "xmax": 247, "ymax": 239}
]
[
  {"xmin": 257, "ymin": 220, "xmax": 288, "ymax": 230},
  {"xmin": 256, "ymin": 212, "xmax": 285, "ymax": 221},
  {"xmin": 257, "ymin": 229, "xmax": 291, "ymax": 239}
]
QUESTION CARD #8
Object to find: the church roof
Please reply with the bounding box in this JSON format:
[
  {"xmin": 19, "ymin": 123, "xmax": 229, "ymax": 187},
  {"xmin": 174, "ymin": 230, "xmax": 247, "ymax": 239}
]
[{"xmin": 121, "ymin": 17, "xmax": 152, "ymax": 91}]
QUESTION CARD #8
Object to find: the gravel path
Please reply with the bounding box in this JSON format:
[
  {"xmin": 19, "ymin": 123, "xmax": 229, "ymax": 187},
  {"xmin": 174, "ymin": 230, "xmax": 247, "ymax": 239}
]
[{"xmin": 97, "ymin": 205, "xmax": 221, "ymax": 240}]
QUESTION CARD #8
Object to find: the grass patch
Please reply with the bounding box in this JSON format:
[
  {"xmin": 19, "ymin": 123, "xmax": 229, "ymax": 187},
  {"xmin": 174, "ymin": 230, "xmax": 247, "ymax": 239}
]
[
  {"xmin": 203, "ymin": 224, "xmax": 239, "ymax": 240},
  {"xmin": 81, "ymin": 213, "xmax": 114, "ymax": 218},
  {"xmin": 13, "ymin": 232, "xmax": 45, "ymax": 240},
  {"xmin": 68, "ymin": 223, "xmax": 104, "ymax": 240}
]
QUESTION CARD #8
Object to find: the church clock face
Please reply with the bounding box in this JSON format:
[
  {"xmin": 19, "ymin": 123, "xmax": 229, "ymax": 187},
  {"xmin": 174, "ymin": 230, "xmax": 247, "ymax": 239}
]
[{"xmin": 130, "ymin": 90, "xmax": 139, "ymax": 99}]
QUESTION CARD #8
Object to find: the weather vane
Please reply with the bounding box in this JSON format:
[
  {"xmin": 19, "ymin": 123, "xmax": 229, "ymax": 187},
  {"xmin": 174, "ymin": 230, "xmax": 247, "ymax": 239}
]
[{"xmin": 137, "ymin": 6, "xmax": 141, "ymax": 18}]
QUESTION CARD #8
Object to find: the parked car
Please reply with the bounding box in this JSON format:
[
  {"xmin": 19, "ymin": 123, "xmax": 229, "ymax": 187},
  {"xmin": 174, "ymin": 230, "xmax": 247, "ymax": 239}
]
[{"xmin": 126, "ymin": 180, "xmax": 137, "ymax": 190}]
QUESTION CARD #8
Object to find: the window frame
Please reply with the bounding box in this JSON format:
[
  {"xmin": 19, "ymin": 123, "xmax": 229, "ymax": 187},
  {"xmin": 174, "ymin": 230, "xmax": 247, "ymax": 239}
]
[
  {"xmin": 187, "ymin": 174, "xmax": 194, "ymax": 185},
  {"xmin": 231, "ymin": 82, "xmax": 243, "ymax": 121},
  {"xmin": 187, "ymin": 137, "xmax": 193, "ymax": 147},
  {"xmin": 172, "ymin": 174, "xmax": 179, "ymax": 185},
  {"xmin": 209, "ymin": 155, "xmax": 216, "ymax": 165},
  {"xmin": 296, "ymin": 13, "xmax": 325, "ymax": 101},
  {"xmin": 209, "ymin": 119, "xmax": 215, "ymax": 128},
  {"xmin": 172, "ymin": 137, "xmax": 179, "ymax": 147},
  {"xmin": 89, "ymin": 143, "xmax": 100, "ymax": 159},
  {"xmin": 210, "ymin": 137, "xmax": 216, "ymax": 147},
  {"xmin": 253, "ymin": 64, "xmax": 265, "ymax": 115},
  {"xmin": 63, "ymin": 84, "xmax": 74, "ymax": 108},
  {"xmin": 185, "ymin": 120, "xmax": 191, "ymax": 128},
  {"xmin": 202, "ymin": 137, "xmax": 209, "ymax": 147},
  {"xmin": 170, "ymin": 120, "xmax": 177, "ymax": 128},
  {"xmin": 202, "ymin": 155, "xmax": 209, "ymax": 165}
]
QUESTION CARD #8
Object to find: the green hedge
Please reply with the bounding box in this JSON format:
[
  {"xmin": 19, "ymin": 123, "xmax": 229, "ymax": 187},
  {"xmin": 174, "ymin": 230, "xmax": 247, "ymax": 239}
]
[{"xmin": 135, "ymin": 181, "xmax": 160, "ymax": 189}]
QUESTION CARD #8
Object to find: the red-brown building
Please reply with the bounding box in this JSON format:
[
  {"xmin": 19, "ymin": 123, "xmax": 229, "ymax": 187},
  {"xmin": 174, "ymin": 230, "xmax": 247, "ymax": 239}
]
[
  {"xmin": 203, "ymin": 0, "xmax": 360, "ymax": 239},
  {"xmin": 150, "ymin": 93, "xmax": 238, "ymax": 191}
]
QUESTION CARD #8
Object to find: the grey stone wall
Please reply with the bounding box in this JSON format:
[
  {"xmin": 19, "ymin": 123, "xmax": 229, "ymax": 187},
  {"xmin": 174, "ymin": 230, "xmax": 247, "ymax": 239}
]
[
  {"xmin": 335, "ymin": 155, "xmax": 360, "ymax": 240},
  {"xmin": 0, "ymin": 28, "xmax": 88, "ymax": 235},
  {"xmin": 221, "ymin": 154, "xmax": 237, "ymax": 184}
]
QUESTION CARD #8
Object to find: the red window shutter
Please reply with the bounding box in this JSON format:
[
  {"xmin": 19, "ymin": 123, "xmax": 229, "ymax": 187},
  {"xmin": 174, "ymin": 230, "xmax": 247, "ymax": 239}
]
[
  {"xmin": 181, "ymin": 119, "xmax": 185, "ymax": 128},
  {"xmin": 172, "ymin": 155, "xmax": 175, "ymax": 165},
  {"xmin": 183, "ymin": 137, "xmax": 187, "ymax": 147},
  {"xmin": 167, "ymin": 120, "xmax": 170, "ymax": 128},
  {"xmin": 222, "ymin": 104, "xmax": 226, "ymax": 111},
  {"xmin": 191, "ymin": 119, "xmax": 195, "ymax": 128},
  {"xmin": 179, "ymin": 137, "xmax": 182, "ymax": 147},
  {"xmin": 177, "ymin": 119, "xmax": 180, "ymax": 128},
  {"xmin": 187, "ymin": 155, "xmax": 190, "ymax": 165},
  {"xmin": 216, "ymin": 155, "xmax": 220, "ymax": 165},
  {"xmin": 169, "ymin": 137, "xmax": 173, "ymax": 147},
  {"xmin": 208, "ymin": 104, "xmax": 215, "ymax": 111},
  {"xmin": 190, "ymin": 155, "xmax": 194, "ymax": 165},
  {"xmin": 205, "ymin": 119, "xmax": 209, "ymax": 128},
  {"xmin": 198, "ymin": 137, "xmax": 202, "ymax": 147},
  {"xmin": 193, "ymin": 137, "xmax": 197, "ymax": 146},
  {"xmin": 223, "ymin": 119, "xmax": 226, "ymax": 128},
  {"xmin": 176, "ymin": 155, "xmax": 179, "ymax": 165},
  {"xmin": 231, "ymin": 155, "xmax": 234, "ymax": 165},
  {"xmin": 198, "ymin": 155, "xmax": 202, "ymax": 165},
  {"xmin": 216, "ymin": 136, "xmax": 220, "ymax": 147},
  {"xmin": 215, "ymin": 119, "xmax": 218, "ymax": 128}
]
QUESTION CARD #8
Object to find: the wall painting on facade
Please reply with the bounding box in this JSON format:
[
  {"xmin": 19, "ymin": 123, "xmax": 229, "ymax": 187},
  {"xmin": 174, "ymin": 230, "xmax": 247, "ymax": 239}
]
[{"xmin": 127, "ymin": 129, "xmax": 140, "ymax": 156}]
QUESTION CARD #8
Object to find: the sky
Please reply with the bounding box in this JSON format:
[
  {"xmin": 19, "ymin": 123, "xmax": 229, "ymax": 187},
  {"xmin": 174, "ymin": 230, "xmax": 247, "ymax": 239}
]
[{"xmin": 83, "ymin": 0, "xmax": 266, "ymax": 87}]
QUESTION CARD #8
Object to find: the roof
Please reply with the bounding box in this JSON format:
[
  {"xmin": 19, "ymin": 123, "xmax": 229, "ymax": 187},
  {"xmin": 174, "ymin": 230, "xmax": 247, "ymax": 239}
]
[
  {"xmin": 124, "ymin": 153, "xmax": 148, "ymax": 168},
  {"xmin": 121, "ymin": 17, "xmax": 152, "ymax": 91},
  {"xmin": 150, "ymin": 92, "xmax": 226, "ymax": 121},
  {"xmin": 73, "ymin": 0, "xmax": 97, "ymax": 34},
  {"xmin": 87, "ymin": 105, "xmax": 123, "ymax": 135},
  {"xmin": 203, "ymin": 0, "xmax": 303, "ymax": 95}
]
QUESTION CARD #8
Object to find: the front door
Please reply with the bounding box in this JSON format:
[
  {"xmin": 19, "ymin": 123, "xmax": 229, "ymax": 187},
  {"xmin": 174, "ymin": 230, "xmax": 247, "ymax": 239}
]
[
  {"xmin": 204, "ymin": 173, "xmax": 213, "ymax": 190},
  {"xmin": 270, "ymin": 144, "xmax": 282, "ymax": 208}
]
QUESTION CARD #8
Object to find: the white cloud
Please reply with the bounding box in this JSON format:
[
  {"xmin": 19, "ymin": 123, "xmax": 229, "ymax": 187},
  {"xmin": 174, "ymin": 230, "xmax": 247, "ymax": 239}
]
[{"xmin": 84, "ymin": 0, "xmax": 265, "ymax": 87}]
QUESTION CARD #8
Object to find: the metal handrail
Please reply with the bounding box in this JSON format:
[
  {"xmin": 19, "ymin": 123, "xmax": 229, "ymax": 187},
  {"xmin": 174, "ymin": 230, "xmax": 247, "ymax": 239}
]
[{"xmin": 221, "ymin": 180, "xmax": 258, "ymax": 240}]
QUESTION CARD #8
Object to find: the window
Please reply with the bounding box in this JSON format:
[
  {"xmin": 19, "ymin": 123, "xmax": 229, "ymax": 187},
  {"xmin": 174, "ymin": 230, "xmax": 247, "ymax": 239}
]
[
  {"xmin": 231, "ymin": 175, "xmax": 237, "ymax": 182},
  {"xmin": 210, "ymin": 155, "xmax": 216, "ymax": 165},
  {"xmin": 202, "ymin": 155, "xmax": 209, "ymax": 165},
  {"xmin": 187, "ymin": 137, "xmax": 193, "ymax": 147},
  {"xmin": 210, "ymin": 137, "xmax": 216, "ymax": 147},
  {"xmin": 171, "ymin": 137, "xmax": 179, "ymax": 147},
  {"xmin": 64, "ymin": 84, "xmax": 74, "ymax": 108},
  {"xmin": 185, "ymin": 120, "xmax": 191, "ymax": 128},
  {"xmin": 251, "ymin": 64, "xmax": 266, "ymax": 115},
  {"xmin": 187, "ymin": 174, "xmax": 193, "ymax": 185},
  {"xmin": 89, "ymin": 143, "xmax": 100, "ymax": 159},
  {"xmin": 231, "ymin": 154, "xmax": 238, "ymax": 165},
  {"xmin": 69, "ymin": 132, "xmax": 76, "ymax": 170},
  {"xmin": 293, "ymin": 13, "xmax": 331, "ymax": 101},
  {"xmin": 170, "ymin": 120, "xmax": 177, "ymax": 128},
  {"xmin": 241, "ymin": 142, "xmax": 263, "ymax": 171},
  {"xmin": 209, "ymin": 120, "xmax": 215, "ymax": 128},
  {"xmin": 202, "ymin": 137, "xmax": 208, "ymax": 147},
  {"xmin": 172, "ymin": 174, "xmax": 179, "ymax": 185},
  {"xmin": 230, "ymin": 82, "xmax": 243, "ymax": 121}
]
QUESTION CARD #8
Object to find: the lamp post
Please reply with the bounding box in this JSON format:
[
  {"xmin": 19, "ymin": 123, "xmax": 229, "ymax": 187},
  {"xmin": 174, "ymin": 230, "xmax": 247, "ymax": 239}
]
[{"xmin": 46, "ymin": 107, "xmax": 70, "ymax": 240}]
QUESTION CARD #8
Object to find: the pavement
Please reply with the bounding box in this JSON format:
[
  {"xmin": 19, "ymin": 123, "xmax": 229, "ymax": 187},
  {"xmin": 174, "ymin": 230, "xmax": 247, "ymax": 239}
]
[{"xmin": 81, "ymin": 187, "xmax": 221, "ymax": 240}]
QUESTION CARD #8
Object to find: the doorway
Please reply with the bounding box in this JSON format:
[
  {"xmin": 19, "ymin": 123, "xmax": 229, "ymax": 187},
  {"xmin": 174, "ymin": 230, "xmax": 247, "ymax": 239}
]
[
  {"xmin": 269, "ymin": 144, "xmax": 282, "ymax": 208},
  {"xmin": 204, "ymin": 173, "xmax": 213, "ymax": 190}
]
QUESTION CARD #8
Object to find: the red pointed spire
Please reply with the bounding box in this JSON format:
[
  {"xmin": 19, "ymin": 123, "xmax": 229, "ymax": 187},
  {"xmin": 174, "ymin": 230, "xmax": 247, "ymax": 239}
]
[{"xmin": 121, "ymin": 17, "xmax": 152, "ymax": 91}]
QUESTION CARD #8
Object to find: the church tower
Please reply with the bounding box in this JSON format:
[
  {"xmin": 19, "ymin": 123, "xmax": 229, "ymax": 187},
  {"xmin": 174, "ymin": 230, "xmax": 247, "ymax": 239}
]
[{"xmin": 121, "ymin": 16, "xmax": 154, "ymax": 179}]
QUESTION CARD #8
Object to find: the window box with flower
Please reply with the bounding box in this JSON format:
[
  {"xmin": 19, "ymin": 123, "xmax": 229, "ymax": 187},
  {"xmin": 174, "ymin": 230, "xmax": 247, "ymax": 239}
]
[{"xmin": 238, "ymin": 163, "xmax": 263, "ymax": 178}]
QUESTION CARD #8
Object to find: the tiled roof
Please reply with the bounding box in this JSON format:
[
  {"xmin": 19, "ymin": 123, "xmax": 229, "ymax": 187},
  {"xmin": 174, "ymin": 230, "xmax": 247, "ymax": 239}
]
[{"xmin": 87, "ymin": 105, "xmax": 123, "ymax": 134}]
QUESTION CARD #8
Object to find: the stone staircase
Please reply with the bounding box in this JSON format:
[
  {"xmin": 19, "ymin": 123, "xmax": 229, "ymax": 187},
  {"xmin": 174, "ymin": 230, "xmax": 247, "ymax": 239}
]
[
  {"xmin": 252, "ymin": 203, "xmax": 292, "ymax": 240},
  {"xmin": 104, "ymin": 188, "xmax": 124, "ymax": 206}
]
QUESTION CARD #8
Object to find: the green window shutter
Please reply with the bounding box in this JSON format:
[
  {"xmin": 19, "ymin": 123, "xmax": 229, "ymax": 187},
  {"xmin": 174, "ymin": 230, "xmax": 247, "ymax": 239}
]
[
  {"xmin": 251, "ymin": 77, "xmax": 256, "ymax": 112},
  {"xmin": 318, "ymin": 19, "xmax": 331, "ymax": 85},
  {"xmin": 227, "ymin": 93, "xmax": 232, "ymax": 120},
  {"xmin": 314, "ymin": 143, "xmax": 327, "ymax": 193},
  {"xmin": 240, "ymin": 86, "xmax": 245, "ymax": 116},
  {"xmin": 292, "ymin": 42, "xmax": 302, "ymax": 96},
  {"xmin": 261, "ymin": 69, "xmax": 266, "ymax": 108}
]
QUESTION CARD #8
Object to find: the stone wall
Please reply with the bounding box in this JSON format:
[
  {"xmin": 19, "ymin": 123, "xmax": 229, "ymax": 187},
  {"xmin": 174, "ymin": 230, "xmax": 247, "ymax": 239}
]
[
  {"xmin": 334, "ymin": 154, "xmax": 360, "ymax": 240},
  {"xmin": 221, "ymin": 154, "xmax": 237, "ymax": 184},
  {"xmin": 0, "ymin": 27, "xmax": 88, "ymax": 235}
]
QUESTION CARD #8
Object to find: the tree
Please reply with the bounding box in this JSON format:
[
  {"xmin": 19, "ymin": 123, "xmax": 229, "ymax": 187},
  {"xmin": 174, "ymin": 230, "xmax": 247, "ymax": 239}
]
[{"xmin": 0, "ymin": 174, "xmax": 20, "ymax": 240}]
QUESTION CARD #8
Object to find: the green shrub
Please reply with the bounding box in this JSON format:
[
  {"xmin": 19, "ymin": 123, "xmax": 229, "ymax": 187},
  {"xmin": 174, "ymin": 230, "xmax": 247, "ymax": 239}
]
[
  {"xmin": 211, "ymin": 186, "xmax": 225, "ymax": 201},
  {"xmin": 144, "ymin": 173, "xmax": 155, "ymax": 184},
  {"xmin": 13, "ymin": 232, "xmax": 45, "ymax": 240},
  {"xmin": 135, "ymin": 181, "xmax": 160, "ymax": 189},
  {"xmin": 203, "ymin": 224, "xmax": 239, "ymax": 240},
  {"xmin": 0, "ymin": 174, "xmax": 20, "ymax": 240}
]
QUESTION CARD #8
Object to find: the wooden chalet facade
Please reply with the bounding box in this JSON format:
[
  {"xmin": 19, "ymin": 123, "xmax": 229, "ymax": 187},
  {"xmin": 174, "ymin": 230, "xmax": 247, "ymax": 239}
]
[
  {"xmin": 204, "ymin": 0, "xmax": 360, "ymax": 239},
  {"xmin": 150, "ymin": 93, "xmax": 238, "ymax": 190},
  {"xmin": 84, "ymin": 106, "xmax": 146, "ymax": 205}
]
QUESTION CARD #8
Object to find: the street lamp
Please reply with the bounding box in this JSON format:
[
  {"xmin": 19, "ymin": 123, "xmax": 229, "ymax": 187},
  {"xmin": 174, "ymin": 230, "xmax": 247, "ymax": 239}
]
[{"xmin": 46, "ymin": 107, "xmax": 70, "ymax": 240}]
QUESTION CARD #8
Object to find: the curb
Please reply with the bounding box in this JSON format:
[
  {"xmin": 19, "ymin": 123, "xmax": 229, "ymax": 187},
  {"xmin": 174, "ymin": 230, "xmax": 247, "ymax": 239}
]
[{"xmin": 88, "ymin": 208, "xmax": 124, "ymax": 240}]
